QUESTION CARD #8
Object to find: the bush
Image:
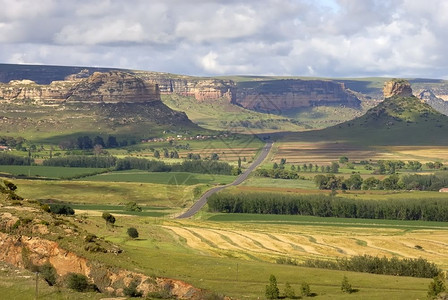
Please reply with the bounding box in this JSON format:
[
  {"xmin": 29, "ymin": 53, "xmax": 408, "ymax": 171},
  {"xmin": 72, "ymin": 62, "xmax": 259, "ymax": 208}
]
[
  {"xmin": 265, "ymin": 274, "xmax": 279, "ymax": 299},
  {"xmin": 341, "ymin": 276, "xmax": 354, "ymax": 294},
  {"xmin": 123, "ymin": 280, "xmax": 143, "ymax": 297},
  {"xmin": 101, "ymin": 212, "xmax": 115, "ymax": 225},
  {"xmin": 39, "ymin": 263, "xmax": 57, "ymax": 286},
  {"xmin": 125, "ymin": 201, "xmax": 142, "ymax": 212},
  {"xmin": 300, "ymin": 282, "xmax": 311, "ymax": 297},
  {"xmin": 127, "ymin": 227, "xmax": 139, "ymax": 239},
  {"xmin": 49, "ymin": 204, "xmax": 74, "ymax": 215},
  {"xmin": 66, "ymin": 273, "xmax": 89, "ymax": 292}
]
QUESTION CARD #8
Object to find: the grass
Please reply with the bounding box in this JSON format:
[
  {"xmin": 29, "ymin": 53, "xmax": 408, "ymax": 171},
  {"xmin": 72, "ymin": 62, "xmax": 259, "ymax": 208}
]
[
  {"xmin": 79, "ymin": 170, "xmax": 235, "ymax": 185},
  {"xmin": 71, "ymin": 203, "xmax": 171, "ymax": 217},
  {"xmin": 206, "ymin": 213, "xmax": 448, "ymax": 230},
  {"xmin": 0, "ymin": 165, "xmax": 106, "ymax": 179},
  {"xmin": 11, "ymin": 178, "xmax": 199, "ymax": 208}
]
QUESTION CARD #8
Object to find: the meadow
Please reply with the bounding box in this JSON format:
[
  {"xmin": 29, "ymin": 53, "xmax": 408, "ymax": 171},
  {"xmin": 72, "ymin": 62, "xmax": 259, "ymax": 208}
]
[{"xmin": 0, "ymin": 165, "xmax": 106, "ymax": 179}]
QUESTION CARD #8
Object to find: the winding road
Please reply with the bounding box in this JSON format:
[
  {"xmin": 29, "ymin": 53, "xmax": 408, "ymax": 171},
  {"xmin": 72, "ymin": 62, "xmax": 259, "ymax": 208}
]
[{"xmin": 176, "ymin": 141, "xmax": 273, "ymax": 219}]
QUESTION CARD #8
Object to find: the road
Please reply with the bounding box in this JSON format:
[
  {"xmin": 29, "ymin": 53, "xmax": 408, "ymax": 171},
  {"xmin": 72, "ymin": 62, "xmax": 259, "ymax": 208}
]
[{"xmin": 176, "ymin": 141, "xmax": 273, "ymax": 219}]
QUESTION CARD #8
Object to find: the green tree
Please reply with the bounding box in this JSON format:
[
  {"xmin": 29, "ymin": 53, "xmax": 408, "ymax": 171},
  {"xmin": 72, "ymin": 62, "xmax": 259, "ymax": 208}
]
[
  {"xmin": 123, "ymin": 280, "xmax": 143, "ymax": 297},
  {"xmin": 127, "ymin": 227, "xmax": 139, "ymax": 239},
  {"xmin": 102, "ymin": 212, "xmax": 116, "ymax": 226},
  {"xmin": 300, "ymin": 282, "xmax": 311, "ymax": 297},
  {"xmin": 265, "ymin": 274, "xmax": 280, "ymax": 299},
  {"xmin": 238, "ymin": 157, "xmax": 242, "ymax": 169},
  {"xmin": 428, "ymin": 273, "xmax": 446, "ymax": 299},
  {"xmin": 125, "ymin": 201, "xmax": 142, "ymax": 212},
  {"xmin": 283, "ymin": 282, "xmax": 295, "ymax": 299},
  {"xmin": 154, "ymin": 150, "xmax": 160, "ymax": 159},
  {"xmin": 341, "ymin": 276, "xmax": 353, "ymax": 293},
  {"xmin": 273, "ymin": 163, "xmax": 279, "ymax": 169},
  {"xmin": 66, "ymin": 273, "xmax": 89, "ymax": 292},
  {"xmin": 331, "ymin": 162, "xmax": 340, "ymax": 173},
  {"xmin": 339, "ymin": 156, "xmax": 349, "ymax": 163}
]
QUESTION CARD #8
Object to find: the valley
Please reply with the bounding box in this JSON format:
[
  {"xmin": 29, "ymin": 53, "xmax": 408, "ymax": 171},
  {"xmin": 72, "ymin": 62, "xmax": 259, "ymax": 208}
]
[{"xmin": 0, "ymin": 65, "xmax": 448, "ymax": 299}]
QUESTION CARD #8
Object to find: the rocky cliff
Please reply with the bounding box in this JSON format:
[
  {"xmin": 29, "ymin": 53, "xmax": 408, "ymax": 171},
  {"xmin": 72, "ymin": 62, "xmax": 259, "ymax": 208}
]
[
  {"xmin": 234, "ymin": 79, "xmax": 361, "ymax": 112},
  {"xmin": 417, "ymin": 89, "xmax": 448, "ymax": 116},
  {"xmin": 137, "ymin": 72, "xmax": 235, "ymax": 102},
  {"xmin": 0, "ymin": 71, "xmax": 160, "ymax": 104},
  {"xmin": 383, "ymin": 79, "xmax": 413, "ymax": 98}
]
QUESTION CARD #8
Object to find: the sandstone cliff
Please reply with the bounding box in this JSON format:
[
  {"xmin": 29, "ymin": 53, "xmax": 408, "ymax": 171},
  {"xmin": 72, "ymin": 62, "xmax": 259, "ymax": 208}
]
[
  {"xmin": 383, "ymin": 79, "xmax": 413, "ymax": 98},
  {"xmin": 0, "ymin": 71, "xmax": 160, "ymax": 104},
  {"xmin": 235, "ymin": 79, "xmax": 361, "ymax": 112}
]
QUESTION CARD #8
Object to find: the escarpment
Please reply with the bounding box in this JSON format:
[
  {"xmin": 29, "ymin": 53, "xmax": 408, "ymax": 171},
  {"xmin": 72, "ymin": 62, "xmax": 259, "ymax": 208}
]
[
  {"xmin": 0, "ymin": 71, "xmax": 160, "ymax": 104},
  {"xmin": 234, "ymin": 79, "xmax": 361, "ymax": 112}
]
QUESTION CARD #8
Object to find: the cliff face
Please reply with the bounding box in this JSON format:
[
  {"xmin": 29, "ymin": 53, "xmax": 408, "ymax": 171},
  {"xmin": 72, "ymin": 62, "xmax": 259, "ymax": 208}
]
[
  {"xmin": 235, "ymin": 79, "xmax": 361, "ymax": 112},
  {"xmin": 139, "ymin": 73, "xmax": 235, "ymax": 102},
  {"xmin": 383, "ymin": 79, "xmax": 413, "ymax": 98},
  {"xmin": 0, "ymin": 71, "xmax": 160, "ymax": 104}
]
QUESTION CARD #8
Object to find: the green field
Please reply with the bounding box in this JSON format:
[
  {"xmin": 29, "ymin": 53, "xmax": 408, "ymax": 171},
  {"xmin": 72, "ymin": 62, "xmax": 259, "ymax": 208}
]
[
  {"xmin": 71, "ymin": 203, "xmax": 172, "ymax": 217},
  {"xmin": 0, "ymin": 165, "xmax": 106, "ymax": 179},
  {"xmin": 79, "ymin": 170, "xmax": 235, "ymax": 185},
  {"xmin": 206, "ymin": 213, "xmax": 448, "ymax": 230}
]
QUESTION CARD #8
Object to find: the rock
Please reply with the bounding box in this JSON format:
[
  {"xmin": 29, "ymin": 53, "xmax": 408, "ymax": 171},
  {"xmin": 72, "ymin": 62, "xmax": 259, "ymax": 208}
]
[
  {"xmin": 235, "ymin": 79, "xmax": 360, "ymax": 112},
  {"xmin": 383, "ymin": 79, "xmax": 413, "ymax": 98}
]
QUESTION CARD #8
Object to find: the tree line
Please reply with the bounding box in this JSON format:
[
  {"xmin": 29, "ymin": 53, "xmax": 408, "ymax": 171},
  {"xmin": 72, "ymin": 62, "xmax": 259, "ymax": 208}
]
[
  {"xmin": 301, "ymin": 255, "xmax": 439, "ymax": 278},
  {"xmin": 0, "ymin": 152, "xmax": 33, "ymax": 165},
  {"xmin": 208, "ymin": 192, "xmax": 448, "ymax": 221},
  {"xmin": 42, "ymin": 155, "xmax": 117, "ymax": 168},
  {"xmin": 315, "ymin": 173, "xmax": 448, "ymax": 191}
]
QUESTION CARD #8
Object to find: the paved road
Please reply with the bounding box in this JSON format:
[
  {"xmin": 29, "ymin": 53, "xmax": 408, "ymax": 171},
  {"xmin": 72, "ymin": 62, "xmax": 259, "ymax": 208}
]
[{"xmin": 176, "ymin": 141, "xmax": 273, "ymax": 219}]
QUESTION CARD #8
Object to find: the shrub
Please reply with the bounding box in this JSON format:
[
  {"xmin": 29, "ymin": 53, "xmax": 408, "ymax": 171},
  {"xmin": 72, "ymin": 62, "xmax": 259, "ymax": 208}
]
[
  {"xmin": 66, "ymin": 273, "xmax": 89, "ymax": 292},
  {"xmin": 125, "ymin": 201, "xmax": 142, "ymax": 212},
  {"xmin": 428, "ymin": 273, "xmax": 446, "ymax": 299},
  {"xmin": 49, "ymin": 204, "xmax": 74, "ymax": 215},
  {"xmin": 284, "ymin": 282, "xmax": 295, "ymax": 299},
  {"xmin": 101, "ymin": 212, "xmax": 115, "ymax": 225},
  {"xmin": 300, "ymin": 282, "xmax": 311, "ymax": 297},
  {"xmin": 127, "ymin": 227, "xmax": 139, "ymax": 239},
  {"xmin": 265, "ymin": 274, "xmax": 279, "ymax": 299},
  {"xmin": 341, "ymin": 276, "xmax": 353, "ymax": 293},
  {"xmin": 39, "ymin": 263, "xmax": 57, "ymax": 286},
  {"xmin": 123, "ymin": 280, "xmax": 143, "ymax": 297}
]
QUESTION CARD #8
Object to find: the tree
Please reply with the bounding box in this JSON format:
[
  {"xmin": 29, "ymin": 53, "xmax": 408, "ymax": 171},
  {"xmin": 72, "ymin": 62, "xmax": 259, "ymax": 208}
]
[
  {"xmin": 339, "ymin": 156, "xmax": 349, "ymax": 163},
  {"xmin": 341, "ymin": 276, "xmax": 353, "ymax": 293},
  {"xmin": 273, "ymin": 163, "xmax": 279, "ymax": 169},
  {"xmin": 331, "ymin": 162, "xmax": 340, "ymax": 173},
  {"xmin": 93, "ymin": 136, "xmax": 105, "ymax": 147},
  {"xmin": 123, "ymin": 280, "xmax": 143, "ymax": 297},
  {"xmin": 125, "ymin": 201, "xmax": 142, "ymax": 212},
  {"xmin": 102, "ymin": 212, "xmax": 116, "ymax": 226},
  {"xmin": 265, "ymin": 274, "xmax": 280, "ymax": 299},
  {"xmin": 238, "ymin": 157, "xmax": 242, "ymax": 169},
  {"xmin": 300, "ymin": 282, "xmax": 311, "ymax": 297},
  {"xmin": 344, "ymin": 174, "xmax": 363, "ymax": 190},
  {"xmin": 127, "ymin": 227, "xmax": 139, "ymax": 239},
  {"xmin": 154, "ymin": 150, "xmax": 160, "ymax": 159},
  {"xmin": 106, "ymin": 136, "xmax": 118, "ymax": 148},
  {"xmin": 428, "ymin": 273, "xmax": 446, "ymax": 299},
  {"xmin": 284, "ymin": 282, "xmax": 295, "ymax": 299},
  {"xmin": 210, "ymin": 153, "xmax": 219, "ymax": 160}
]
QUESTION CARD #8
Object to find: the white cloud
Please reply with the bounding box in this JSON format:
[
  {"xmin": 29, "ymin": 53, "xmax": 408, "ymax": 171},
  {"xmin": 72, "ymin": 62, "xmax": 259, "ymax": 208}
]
[{"xmin": 0, "ymin": 0, "xmax": 448, "ymax": 78}]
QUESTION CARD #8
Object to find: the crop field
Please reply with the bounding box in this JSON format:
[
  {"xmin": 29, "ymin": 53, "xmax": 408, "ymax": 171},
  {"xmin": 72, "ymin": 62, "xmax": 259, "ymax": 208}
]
[
  {"xmin": 71, "ymin": 203, "xmax": 173, "ymax": 217},
  {"xmin": 162, "ymin": 216, "xmax": 448, "ymax": 269},
  {"xmin": 0, "ymin": 165, "xmax": 106, "ymax": 179},
  {"xmin": 11, "ymin": 178, "xmax": 199, "ymax": 208},
  {"xmin": 80, "ymin": 170, "xmax": 235, "ymax": 185},
  {"xmin": 272, "ymin": 142, "xmax": 448, "ymax": 165}
]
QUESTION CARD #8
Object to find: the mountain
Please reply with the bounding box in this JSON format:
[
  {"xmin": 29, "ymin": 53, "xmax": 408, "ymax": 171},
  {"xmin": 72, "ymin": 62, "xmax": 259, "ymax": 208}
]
[
  {"xmin": 417, "ymin": 89, "xmax": 448, "ymax": 116},
  {"xmin": 0, "ymin": 70, "xmax": 201, "ymax": 143},
  {"xmin": 291, "ymin": 79, "xmax": 448, "ymax": 145}
]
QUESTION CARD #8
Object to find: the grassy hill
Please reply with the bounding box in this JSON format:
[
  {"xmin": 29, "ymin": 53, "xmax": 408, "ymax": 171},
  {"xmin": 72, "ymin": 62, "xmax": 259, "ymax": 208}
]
[{"xmin": 280, "ymin": 94, "xmax": 448, "ymax": 145}]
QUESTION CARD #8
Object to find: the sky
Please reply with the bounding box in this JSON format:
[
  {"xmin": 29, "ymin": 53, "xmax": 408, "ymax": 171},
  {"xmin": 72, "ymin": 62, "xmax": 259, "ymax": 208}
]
[{"xmin": 1, "ymin": 0, "xmax": 447, "ymax": 78}]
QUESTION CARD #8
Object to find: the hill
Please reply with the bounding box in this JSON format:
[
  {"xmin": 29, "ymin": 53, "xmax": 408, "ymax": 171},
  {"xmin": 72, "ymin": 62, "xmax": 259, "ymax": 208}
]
[{"xmin": 283, "ymin": 79, "xmax": 448, "ymax": 145}]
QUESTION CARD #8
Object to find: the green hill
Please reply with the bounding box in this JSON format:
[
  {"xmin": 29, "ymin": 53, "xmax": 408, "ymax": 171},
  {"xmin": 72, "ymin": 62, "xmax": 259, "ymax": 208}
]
[{"xmin": 282, "ymin": 92, "xmax": 448, "ymax": 146}]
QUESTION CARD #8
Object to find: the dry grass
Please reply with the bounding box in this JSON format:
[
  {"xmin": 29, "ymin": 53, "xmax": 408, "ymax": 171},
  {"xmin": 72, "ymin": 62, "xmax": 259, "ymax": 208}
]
[
  {"xmin": 163, "ymin": 220, "xmax": 448, "ymax": 268},
  {"xmin": 272, "ymin": 142, "xmax": 448, "ymax": 164}
]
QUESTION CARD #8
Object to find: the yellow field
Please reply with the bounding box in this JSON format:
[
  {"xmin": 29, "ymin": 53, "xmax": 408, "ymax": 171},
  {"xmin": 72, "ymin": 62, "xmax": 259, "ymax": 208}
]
[
  {"xmin": 273, "ymin": 142, "xmax": 448, "ymax": 164},
  {"xmin": 163, "ymin": 220, "xmax": 448, "ymax": 268}
]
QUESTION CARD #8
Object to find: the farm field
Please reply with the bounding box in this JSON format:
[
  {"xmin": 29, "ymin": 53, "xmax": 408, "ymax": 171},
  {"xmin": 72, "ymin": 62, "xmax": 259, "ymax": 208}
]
[
  {"xmin": 79, "ymin": 170, "xmax": 235, "ymax": 185},
  {"xmin": 271, "ymin": 141, "xmax": 448, "ymax": 165},
  {"xmin": 72, "ymin": 213, "xmax": 432, "ymax": 299},
  {"xmin": 11, "ymin": 178, "xmax": 199, "ymax": 208},
  {"xmin": 0, "ymin": 165, "xmax": 106, "ymax": 179}
]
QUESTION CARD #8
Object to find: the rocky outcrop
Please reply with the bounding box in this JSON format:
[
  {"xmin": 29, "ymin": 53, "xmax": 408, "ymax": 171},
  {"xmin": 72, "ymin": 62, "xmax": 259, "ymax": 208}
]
[
  {"xmin": 0, "ymin": 231, "xmax": 203, "ymax": 298},
  {"xmin": 417, "ymin": 89, "xmax": 448, "ymax": 116},
  {"xmin": 139, "ymin": 73, "xmax": 235, "ymax": 102},
  {"xmin": 235, "ymin": 79, "xmax": 361, "ymax": 112},
  {"xmin": 0, "ymin": 71, "xmax": 160, "ymax": 104},
  {"xmin": 383, "ymin": 79, "xmax": 413, "ymax": 98}
]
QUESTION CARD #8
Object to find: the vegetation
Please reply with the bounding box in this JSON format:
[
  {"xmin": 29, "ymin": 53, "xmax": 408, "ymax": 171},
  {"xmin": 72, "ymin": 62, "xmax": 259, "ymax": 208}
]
[
  {"xmin": 428, "ymin": 273, "xmax": 446, "ymax": 299},
  {"xmin": 66, "ymin": 273, "xmax": 91, "ymax": 292},
  {"xmin": 265, "ymin": 274, "xmax": 280, "ymax": 299},
  {"xmin": 49, "ymin": 204, "xmax": 75, "ymax": 215},
  {"xmin": 127, "ymin": 227, "xmax": 139, "ymax": 239},
  {"xmin": 208, "ymin": 191, "xmax": 448, "ymax": 221},
  {"xmin": 300, "ymin": 282, "xmax": 312, "ymax": 297},
  {"xmin": 302, "ymin": 255, "xmax": 440, "ymax": 278},
  {"xmin": 101, "ymin": 212, "xmax": 115, "ymax": 226},
  {"xmin": 0, "ymin": 152, "xmax": 33, "ymax": 165},
  {"xmin": 341, "ymin": 276, "xmax": 354, "ymax": 294},
  {"xmin": 43, "ymin": 155, "xmax": 117, "ymax": 168}
]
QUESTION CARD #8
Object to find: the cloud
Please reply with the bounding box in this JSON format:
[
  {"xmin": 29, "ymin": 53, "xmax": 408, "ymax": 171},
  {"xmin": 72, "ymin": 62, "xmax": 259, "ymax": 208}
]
[{"xmin": 1, "ymin": 0, "xmax": 448, "ymax": 78}]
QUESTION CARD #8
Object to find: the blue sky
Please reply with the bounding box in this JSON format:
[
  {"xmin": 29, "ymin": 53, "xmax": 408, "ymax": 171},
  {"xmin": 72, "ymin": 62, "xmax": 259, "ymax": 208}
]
[{"xmin": 1, "ymin": 0, "xmax": 447, "ymax": 78}]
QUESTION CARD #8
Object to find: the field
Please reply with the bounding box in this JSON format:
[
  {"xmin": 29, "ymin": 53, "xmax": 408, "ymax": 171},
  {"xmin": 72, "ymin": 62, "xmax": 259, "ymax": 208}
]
[
  {"xmin": 80, "ymin": 170, "xmax": 235, "ymax": 185},
  {"xmin": 0, "ymin": 165, "xmax": 106, "ymax": 179},
  {"xmin": 269, "ymin": 141, "xmax": 448, "ymax": 165}
]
